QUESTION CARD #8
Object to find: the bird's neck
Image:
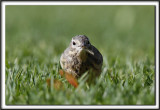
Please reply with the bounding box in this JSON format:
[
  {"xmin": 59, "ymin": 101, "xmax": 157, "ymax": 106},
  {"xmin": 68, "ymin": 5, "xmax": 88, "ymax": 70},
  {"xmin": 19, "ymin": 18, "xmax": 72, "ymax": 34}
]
[{"xmin": 77, "ymin": 49, "xmax": 87, "ymax": 62}]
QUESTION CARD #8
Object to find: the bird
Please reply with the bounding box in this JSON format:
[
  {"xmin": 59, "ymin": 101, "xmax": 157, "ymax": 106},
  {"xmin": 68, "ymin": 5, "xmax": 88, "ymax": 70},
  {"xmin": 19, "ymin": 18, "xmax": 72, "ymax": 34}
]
[{"xmin": 60, "ymin": 35, "xmax": 103, "ymax": 78}]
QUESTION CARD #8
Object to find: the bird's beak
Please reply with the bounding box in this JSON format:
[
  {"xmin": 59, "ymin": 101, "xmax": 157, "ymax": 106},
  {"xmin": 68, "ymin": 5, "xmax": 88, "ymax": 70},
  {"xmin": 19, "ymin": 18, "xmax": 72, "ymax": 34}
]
[
  {"xmin": 84, "ymin": 48, "xmax": 94, "ymax": 55},
  {"xmin": 81, "ymin": 45, "xmax": 94, "ymax": 55}
]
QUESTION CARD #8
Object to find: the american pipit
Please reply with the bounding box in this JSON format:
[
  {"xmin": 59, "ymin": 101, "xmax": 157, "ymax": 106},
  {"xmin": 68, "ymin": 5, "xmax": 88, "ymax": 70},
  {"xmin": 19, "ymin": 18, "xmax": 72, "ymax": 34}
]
[{"xmin": 60, "ymin": 35, "xmax": 103, "ymax": 78}]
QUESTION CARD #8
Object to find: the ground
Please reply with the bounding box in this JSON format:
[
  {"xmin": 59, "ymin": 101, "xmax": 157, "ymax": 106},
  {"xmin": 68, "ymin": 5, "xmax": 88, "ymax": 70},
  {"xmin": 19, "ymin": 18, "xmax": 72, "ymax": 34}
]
[{"xmin": 5, "ymin": 5, "xmax": 155, "ymax": 105}]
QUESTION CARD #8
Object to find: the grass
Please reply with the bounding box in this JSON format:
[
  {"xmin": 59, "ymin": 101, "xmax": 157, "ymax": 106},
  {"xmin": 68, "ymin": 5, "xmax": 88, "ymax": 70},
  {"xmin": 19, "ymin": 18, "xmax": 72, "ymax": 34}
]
[{"xmin": 5, "ymin": 5, "xmax": 155, "ymax": 105}]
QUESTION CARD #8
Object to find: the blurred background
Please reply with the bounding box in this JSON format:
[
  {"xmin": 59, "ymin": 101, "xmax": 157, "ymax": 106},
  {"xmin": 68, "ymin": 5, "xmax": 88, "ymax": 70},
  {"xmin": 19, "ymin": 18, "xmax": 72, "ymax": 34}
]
[
  {"xmin": 6, "ymin": 5, "xmax": 155, "ymax": 64},
  {"xmin": 5, "ymin": 5, "xmax": 155, "ymax": 105}
]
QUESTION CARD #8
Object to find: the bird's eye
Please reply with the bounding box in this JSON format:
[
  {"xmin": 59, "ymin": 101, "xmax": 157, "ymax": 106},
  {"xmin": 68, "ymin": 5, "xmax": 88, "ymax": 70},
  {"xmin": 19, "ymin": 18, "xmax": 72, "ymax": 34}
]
[
  {"xmin": 87, "ymin": 41, "xmax": 90, "ymax": 44},
  {"xmin": 73, "ymin": 41, "xmax": 76, "ymax": 45}
]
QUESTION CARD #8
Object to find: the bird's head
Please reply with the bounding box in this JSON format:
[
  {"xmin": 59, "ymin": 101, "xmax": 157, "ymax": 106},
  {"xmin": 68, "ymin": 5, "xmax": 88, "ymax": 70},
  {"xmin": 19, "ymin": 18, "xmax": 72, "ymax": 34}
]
[{"xmin": 70, "ymin": 35, "xmax": 94, "ymax": 55}]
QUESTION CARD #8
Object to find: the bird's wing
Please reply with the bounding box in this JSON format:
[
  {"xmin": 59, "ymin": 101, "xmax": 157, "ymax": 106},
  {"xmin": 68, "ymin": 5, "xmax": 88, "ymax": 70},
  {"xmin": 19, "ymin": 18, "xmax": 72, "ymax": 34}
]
[{"xmin": 87, "ymin": 45, "xmax": 103, "ymax": 70}]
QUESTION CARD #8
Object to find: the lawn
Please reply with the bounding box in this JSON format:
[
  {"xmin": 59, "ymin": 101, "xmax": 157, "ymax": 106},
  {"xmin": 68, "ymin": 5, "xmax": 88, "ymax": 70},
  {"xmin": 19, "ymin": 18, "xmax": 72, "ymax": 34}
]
[{"xmin": 5, "ymin": 5, "xmax": 155, "ymax": 105}]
